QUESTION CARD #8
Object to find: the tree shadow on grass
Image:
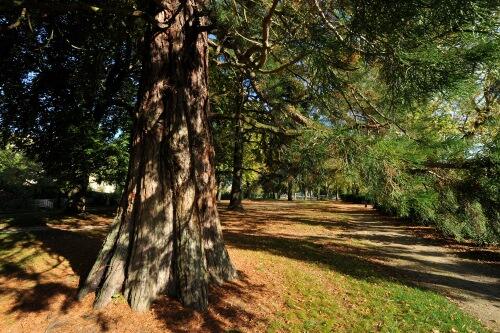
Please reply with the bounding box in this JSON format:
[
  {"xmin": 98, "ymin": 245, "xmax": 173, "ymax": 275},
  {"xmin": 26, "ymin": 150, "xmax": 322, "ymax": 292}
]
[
  {"xmin": 151, "ymin": 271, "xmax": 269, "ymax": 333},
  {"xmin": 1, "ymin": 229, "xmax": 96, "ymax": 314},
  {"xmin": 0, "ymin": 238, "xmax": 76, "ymax": 318},
  {"xmin": 0, "ymin": 219, "xmax": 106, "ymax": 330},
  {"xmin": 222, "ymin": 201, "xmax": 500, "ymax": 303},
  {"xmin": 0, "ymin": 211, "xmax": 51, "ymax": 228},
  {"xmin": 35, "ymin": 228, "xmax": 103, "ymax": 279},
  {"xmin": 1, "ymin": 217, "xmax": 268, "ymax": 332},
  {"xmin": 223, "ymin": 231, "xmax": 500, "ymax": 303},
  {"xmin": 2, "ymin": 228, "xmax": 104, "ymax": 315},
  {"xmin": 452, "ymin": 249, "xmax": 500, "ymax": 263}
]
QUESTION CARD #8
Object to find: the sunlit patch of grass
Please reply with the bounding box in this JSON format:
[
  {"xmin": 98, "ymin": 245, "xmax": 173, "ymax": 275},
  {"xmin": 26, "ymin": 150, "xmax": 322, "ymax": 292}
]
[
  {"xmin": 267, "ymin": 256, "xmax": 488, "ymax": 333},
  {"xmin": 0, "ymin": 232, "xmax": 42, "ymax": 274}
]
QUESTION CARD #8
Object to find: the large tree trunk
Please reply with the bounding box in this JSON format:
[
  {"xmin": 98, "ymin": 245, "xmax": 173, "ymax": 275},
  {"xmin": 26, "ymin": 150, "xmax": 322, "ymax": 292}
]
[
  {"xmin": 228, "ymin": 87, "xmax": 244, "ymax": 210},
  {"xmin": 77, "ymin": 1, "xmax": 236, "ymax": 312}
]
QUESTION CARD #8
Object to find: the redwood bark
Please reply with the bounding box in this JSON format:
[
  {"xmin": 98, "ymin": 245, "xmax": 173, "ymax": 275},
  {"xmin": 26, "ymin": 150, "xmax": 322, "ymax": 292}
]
[{"xmin": 77, "ymin": 0, "xmax": 236, "ymax": 311}]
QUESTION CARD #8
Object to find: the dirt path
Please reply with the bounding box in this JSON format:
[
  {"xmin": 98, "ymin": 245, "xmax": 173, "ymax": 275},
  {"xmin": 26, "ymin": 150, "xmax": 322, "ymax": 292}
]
[
  {"xmin": 221, "ymin": 200, "xmax": 500, "ymax": 331},
  {"xmin": 331, "ymin": 205, "xmax": 500, "ymax": 331}
]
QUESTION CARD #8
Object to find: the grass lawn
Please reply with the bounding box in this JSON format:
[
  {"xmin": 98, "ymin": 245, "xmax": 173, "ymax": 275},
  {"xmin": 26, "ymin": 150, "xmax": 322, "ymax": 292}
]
[
  {"xmin": 0, "ymin": 201, "xmax": 491, "ymax": 333},
  {"xmin": 266, "ymin": 254, "xmax": 485, "ymax": 332}
]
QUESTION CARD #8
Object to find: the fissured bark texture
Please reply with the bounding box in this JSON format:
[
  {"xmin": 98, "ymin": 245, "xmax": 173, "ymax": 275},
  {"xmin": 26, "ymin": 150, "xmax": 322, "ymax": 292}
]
[{"xmin": 78, "ymin": 0, "xmax": 236, "ymax": 311}]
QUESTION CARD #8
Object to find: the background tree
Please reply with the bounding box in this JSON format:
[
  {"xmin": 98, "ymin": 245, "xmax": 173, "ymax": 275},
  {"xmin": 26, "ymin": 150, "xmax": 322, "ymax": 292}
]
[{"xmin": 0, "ymin": 2, "xmax": 138, "ymax": 213}]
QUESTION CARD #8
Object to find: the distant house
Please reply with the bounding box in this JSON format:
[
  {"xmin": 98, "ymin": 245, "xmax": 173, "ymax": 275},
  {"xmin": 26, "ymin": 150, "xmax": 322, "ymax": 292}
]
[{"xmin": 88, "ymin": 176, "xmax": 116, "ymax": 194}]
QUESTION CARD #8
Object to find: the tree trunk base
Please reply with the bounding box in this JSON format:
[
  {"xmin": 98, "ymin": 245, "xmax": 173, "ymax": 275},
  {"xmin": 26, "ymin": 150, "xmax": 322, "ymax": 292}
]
[{"xmin": 78, "ymin": 202, "xmax": 237, "ymax": 311}]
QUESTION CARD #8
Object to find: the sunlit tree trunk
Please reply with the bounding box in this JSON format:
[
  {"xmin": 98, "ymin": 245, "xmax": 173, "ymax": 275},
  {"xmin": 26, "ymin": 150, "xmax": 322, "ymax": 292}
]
[{"xmin": 77, "ymin": 0, "xmax": 236, "ymax": 311}]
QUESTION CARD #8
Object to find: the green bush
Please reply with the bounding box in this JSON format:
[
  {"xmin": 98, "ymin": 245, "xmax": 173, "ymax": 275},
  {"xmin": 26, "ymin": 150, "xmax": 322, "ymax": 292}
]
[{"xmin": 0, "ymin": 147, "xmax": 56, "ymax": 211}]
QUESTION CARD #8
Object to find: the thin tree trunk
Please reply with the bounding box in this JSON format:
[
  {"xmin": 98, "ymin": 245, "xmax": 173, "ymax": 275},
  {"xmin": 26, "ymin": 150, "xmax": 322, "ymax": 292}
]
[
  {"xmin": 78, "ymin": 1, "xmax": 236, "ymax": 312},
  {"xmin": 228, "ymin": 84, "xmax": 244, "ymax": 210},
  {"xmin": 66, "ymin": 175, "xmax": 89, "ymax": 214},
  {"xmin": 216, "ymin": 179, "xmax": 222, "ymax": 202},
  {"xmin": 244, "ymin": 180, "xmax": 251, "ymax": 199},
  {"xmin": 287, "ymin": 180, "xmax": 293, "ymax": 201}
]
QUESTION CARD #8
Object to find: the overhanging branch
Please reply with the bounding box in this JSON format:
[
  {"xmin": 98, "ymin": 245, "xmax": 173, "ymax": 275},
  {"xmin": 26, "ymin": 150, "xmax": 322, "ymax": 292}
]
[{"xmin": 0, "ymin": 7, "xmax": 26, "ymax": 32}]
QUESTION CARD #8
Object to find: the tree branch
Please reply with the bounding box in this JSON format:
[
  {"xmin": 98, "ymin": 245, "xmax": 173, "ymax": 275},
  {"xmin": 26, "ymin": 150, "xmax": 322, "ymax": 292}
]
[
  {"xmin": 0, "ymin": 7, "xmax": 26, "ymax": 32},
  {"xmin": 257, "ymin": 52, "xmax": 307, "ymax": 74},
  {"xmin": 255, "ymin": 0, "xmax": 280, "ymax": 69}
]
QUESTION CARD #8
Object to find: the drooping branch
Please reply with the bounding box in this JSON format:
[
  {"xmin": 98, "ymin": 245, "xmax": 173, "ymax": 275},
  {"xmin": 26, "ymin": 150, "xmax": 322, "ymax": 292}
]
[
  {"xmin": 257, "ymin": 52, "xmax": 307, "ymax": 74},
  {"xmin": 209, "ymin": 0, "xmax": 284, "ymax": 72},
  {"xmin": 312, "ymin": 0, "xmax": 344, "ymax": 42},
  {"xmin": 311, "ymin": 0, "xmax": 377, "ymax": 54},
  {"xmin": 349, "ymin": 85, "xmax": 408, "ymax": 135},
  {"xmin": 249, "ymin": 78, "xmax": 316, "ymax": 128},
  {"xmin": 241, "ymin": 113, "xmax": 301, "ymax": 136},
  {"xmin": 234, "ymin": 30, "xmax": 263, "ymax": 47}
]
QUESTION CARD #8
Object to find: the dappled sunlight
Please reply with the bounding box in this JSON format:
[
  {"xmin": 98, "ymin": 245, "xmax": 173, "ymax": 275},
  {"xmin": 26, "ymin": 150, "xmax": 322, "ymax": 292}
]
[
  {"xmin": 219, "ymin": 200, "xmax": 500, "ymax": 330},
  {"xmin": 0, "ymin": 201, "xmax": 498, "ymax": 332},
  {"xmin": 0, "ymin": 210, "xmax": 281, "ymax": 332}
]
